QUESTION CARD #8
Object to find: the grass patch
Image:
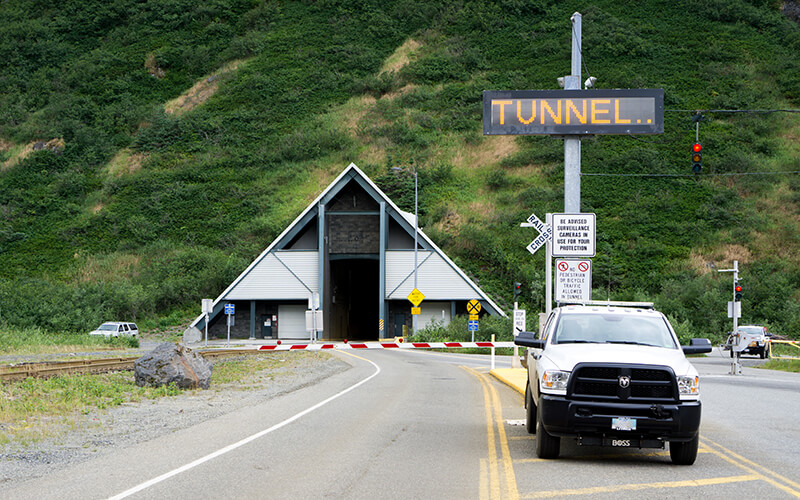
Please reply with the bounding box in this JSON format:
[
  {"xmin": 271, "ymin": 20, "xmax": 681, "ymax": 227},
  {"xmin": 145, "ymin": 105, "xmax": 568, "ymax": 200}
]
[
  {"xmin": 0, "ymin": 371, "xmax": 180, "ymax": 447},
  {"xmin": 0, "ymin": 326, "xmax": 139, "ymax": 355},
  {"xmin": 0, "ymin": 352, "xmax": 326, "ymax": 448},
  {"xmin": 760, "ymin": 358, "xmax": 800, "ymax": 372}
]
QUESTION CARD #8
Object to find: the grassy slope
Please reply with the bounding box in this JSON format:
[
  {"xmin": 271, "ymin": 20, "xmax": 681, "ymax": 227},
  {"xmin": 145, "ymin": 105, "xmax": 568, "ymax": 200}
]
[{"xmin": 0, "ymin": 0, "xmax": 799, "ymax": 341}]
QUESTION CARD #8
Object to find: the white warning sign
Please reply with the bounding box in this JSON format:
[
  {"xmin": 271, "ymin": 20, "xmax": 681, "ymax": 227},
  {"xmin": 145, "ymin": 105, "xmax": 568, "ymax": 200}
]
[
  {"xmin": 555, "ymin": 259, "xmax": 592, "ymax": 303},
  {"xmin": 552, "ymin": 213, "xmax": 595, "ymax": 257}
]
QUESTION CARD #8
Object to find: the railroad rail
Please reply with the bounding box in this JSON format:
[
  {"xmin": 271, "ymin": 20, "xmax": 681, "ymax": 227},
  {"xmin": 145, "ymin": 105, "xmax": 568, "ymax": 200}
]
[{"xmin": 0, "ymin": 349, "xmax": 264, "ymax": 382}]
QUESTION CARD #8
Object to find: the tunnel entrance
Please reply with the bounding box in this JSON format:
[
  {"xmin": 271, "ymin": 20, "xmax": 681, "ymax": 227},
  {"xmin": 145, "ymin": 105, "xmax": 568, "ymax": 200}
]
[{"xmin": 328, "ymin": 257, "xmax": 379, "ymax": 340}]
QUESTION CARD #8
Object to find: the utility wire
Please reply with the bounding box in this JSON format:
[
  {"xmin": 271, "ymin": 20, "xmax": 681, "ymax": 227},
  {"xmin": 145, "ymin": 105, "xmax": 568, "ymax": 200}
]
[
  {"xmin": 581, "ymin": 171, "xmax": 800, "ymax": 177},
  {"xmin": 666, "ymin": 109, "xmax": 800, "ymax": 114}
]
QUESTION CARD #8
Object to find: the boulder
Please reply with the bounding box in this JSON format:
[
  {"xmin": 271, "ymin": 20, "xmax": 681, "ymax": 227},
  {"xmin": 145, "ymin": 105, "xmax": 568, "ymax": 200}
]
[
  {"xmin": 134, "ymin": 343, "xmax": 212, "ymax": 389},
  {"xmin": 182, "ymin": 326, "xmax": 202, "ymax": 343}
]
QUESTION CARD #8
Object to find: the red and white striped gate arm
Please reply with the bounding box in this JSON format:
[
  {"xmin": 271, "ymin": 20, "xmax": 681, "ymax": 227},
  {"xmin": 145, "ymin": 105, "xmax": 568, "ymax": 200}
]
[{"xmin": 257, "ymin": 341, "xmax": 516, "ymax": 352}]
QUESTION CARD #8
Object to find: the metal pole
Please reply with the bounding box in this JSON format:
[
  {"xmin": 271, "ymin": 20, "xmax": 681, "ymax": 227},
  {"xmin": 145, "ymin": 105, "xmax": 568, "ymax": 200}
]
[
  {"xmin": 731, "ymin": 261, "xmax": 740, "ymax": 374},
  {"xmin": 564, "ymin": 12, "xmax": 582, "ymax": 213},
  {"xmin": 545, "ymin": 213, "xmax": 553, "ymax": 315},
  {"xmin": 491, "ymin": 334, "xmax": 496, "ymax": 370},
  {"xmin": 204, "ymin": 313, "xmax": 208, "ymax": 347},
  {"xmin": 512, "ymin": 301, "xmax": 521, "ymax": 368},
  {"xmin": 413, "ymin": 169, "xmax": 418, "ymax": 336}
]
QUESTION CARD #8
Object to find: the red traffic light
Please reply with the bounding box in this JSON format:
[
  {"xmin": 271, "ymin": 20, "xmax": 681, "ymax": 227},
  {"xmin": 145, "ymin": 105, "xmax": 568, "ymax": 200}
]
[
  {"xmin": 692, "ymin": 143, "xmax": 702, "ymax": 153},
  {"xmin": 735, "ymin": 284, "xmax": 742, "ymax": 292}
]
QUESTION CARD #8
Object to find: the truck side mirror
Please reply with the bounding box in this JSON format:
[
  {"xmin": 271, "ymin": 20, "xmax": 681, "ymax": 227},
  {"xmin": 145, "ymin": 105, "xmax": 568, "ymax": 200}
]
[
  {"xmin": 515, "ymin": 331, "xmax": 544, "ymax": 349},
  {"xmin": 682, "ymin": 338, "xmax": 712, "ymax": 355}
]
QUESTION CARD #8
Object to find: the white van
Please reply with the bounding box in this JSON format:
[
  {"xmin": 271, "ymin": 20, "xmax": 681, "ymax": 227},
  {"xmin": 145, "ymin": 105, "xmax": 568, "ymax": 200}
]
[{"xmin": 89, "ymin": 322, "xmax": 139, "ymax": 338}]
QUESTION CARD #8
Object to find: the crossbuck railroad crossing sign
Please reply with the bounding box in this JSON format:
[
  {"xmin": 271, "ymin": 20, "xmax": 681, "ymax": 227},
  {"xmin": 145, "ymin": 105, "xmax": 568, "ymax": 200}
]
[{"xmin": 521, "ymin": 213, "xmax": 552, "ymax": 255}]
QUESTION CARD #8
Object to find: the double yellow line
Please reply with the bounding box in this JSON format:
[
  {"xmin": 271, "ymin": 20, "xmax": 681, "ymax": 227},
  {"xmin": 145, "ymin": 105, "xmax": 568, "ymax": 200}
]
[
  {"xmin": 462, "ymin": 365, "xmax": 800, "ymax": 499},
  {"xmin": 701, "ymin": 437, "xmax": 800, "ymax": 498},
  {"xmin": 463, "ymin": 366, "xmax": 519, "ymax": 500}
]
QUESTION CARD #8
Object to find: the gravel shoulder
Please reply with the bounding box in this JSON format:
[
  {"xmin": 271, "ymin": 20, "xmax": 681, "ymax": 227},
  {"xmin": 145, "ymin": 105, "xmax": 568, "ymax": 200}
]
[{"xmin": 0, "ymin": 348, "xmax": 350, "ymax": 490}]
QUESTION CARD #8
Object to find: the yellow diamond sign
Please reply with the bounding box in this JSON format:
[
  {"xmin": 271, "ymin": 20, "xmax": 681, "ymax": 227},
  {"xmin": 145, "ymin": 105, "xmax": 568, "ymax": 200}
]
[{"xmin": 407, "ymin": 288, "xmax": 425, "ymax": 307}]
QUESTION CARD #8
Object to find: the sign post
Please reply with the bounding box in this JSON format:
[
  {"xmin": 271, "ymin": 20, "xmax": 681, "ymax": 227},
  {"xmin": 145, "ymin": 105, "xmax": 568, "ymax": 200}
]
[
  {"xmin": 467, "ymin": 299, "xmax": 482, "ymax": 342},
  {"xmin": 224, "ymin": 303, "xmax": 235, "ymax": 347},
  {"xmin": 718, "ymin": 261, "xmax": 741, "ymax": 375},
  {"xmin": 202, "ymin": 298, "xmax": 213, "ymax": 347},
  {"xmin": 407, "ymin": 288, "xmax": 424, "ymax": 337},
  {"xmin": 511, "ymin": 304, "xmax": 526, "ymax": 369},
  {"xmin": 485, "ymin": 13, "xmax": 665, "ymax": 317}
]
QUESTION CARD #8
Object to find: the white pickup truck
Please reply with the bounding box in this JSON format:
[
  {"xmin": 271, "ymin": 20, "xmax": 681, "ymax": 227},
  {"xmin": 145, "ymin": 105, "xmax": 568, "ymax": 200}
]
[{"xmin": 514, "ymin": 302, "xmax": 712, "ymax": 465}]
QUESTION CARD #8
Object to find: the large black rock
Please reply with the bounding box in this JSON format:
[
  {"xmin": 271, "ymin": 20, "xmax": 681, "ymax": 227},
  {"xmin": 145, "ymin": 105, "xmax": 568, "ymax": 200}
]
[{"xmin": 134, "ymin": 343, "xmax": 212, "ymax": 389}]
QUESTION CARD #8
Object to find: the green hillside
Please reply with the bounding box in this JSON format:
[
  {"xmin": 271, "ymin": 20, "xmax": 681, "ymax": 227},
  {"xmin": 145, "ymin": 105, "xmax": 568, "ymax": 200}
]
[{"xmin": 1, "ymin": 0, "xmax": 799, "ymax": 341}]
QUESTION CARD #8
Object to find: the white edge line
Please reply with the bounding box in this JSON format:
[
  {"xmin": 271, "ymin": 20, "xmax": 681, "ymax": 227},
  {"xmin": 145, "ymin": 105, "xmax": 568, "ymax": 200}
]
[{"xmin": 108, "ymin": 355, "xmax": 381, "ymax": 499}]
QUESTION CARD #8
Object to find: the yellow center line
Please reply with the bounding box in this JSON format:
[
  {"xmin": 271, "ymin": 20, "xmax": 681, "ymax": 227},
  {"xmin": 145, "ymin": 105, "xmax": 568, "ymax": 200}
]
[
  {"xmin": 520, "ymin": 474, "xmax": 761, "ymax": 498},
  {"xmin": 486, "ymin": 370, "xmax": 520, "ymax": 500},
  {"xmin": 700, "ymin": 439, "xmax": 800, "ymax": 498},
  {"xmin": 463, "ymin": 365, "xmax": 520, "ymax": 500},
  {"xmin": 464, "ymin": 365, "xmax": 501, "ymax": 499},
  {"xmin": 479, "ymin": 458, "xmax": 489, "ymax": 500}
]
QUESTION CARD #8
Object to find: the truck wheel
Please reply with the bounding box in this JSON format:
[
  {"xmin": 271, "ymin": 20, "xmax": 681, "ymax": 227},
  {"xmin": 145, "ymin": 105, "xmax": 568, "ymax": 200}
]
[
  {"xmin": 759, "ymin": 347, "xmax": 766, "ymax": 359},
  {"xmin": 669, "ymin": 434, "xmax": 699, "ymax": 465},
  {"xmin": 535, "ymin": 406, "xmax": 560, "ymax": 459},
  {"xmin": 525, "ymin": 384, "xmax": 536, "ymax": 435}
]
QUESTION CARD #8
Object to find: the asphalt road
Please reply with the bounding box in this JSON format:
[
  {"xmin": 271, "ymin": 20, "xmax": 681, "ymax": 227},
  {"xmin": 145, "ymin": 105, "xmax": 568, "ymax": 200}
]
[{"xmin": 4, "ymin": 348, "xmax": 799, "ymax": 499}]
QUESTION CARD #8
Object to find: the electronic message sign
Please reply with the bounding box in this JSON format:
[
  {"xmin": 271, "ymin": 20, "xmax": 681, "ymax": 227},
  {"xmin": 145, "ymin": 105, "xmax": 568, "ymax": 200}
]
[{"xmin": 483, "ymin": 89, "xmax": 663, "ymax": 135}]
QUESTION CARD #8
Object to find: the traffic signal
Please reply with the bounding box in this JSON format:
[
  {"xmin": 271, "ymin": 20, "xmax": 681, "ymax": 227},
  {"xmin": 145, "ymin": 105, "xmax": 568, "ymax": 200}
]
[
  {"xmin": 734, "ymin": 281, "xmax": 743, "ymax": 302},
  {"xmin": 514, "ymin": 282, "xmax": 522, "ymax": 301},
  {"xmin": 691, "ymin": 143, "xmax": 702, "ymax": 173}
]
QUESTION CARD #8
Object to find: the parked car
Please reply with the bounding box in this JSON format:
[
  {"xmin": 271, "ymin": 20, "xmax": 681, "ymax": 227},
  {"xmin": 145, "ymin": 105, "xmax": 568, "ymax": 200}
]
[
  {"xmin": 514, "ymin": 301, "xmax": 712, "ymax": 465},
  {"xmin": 89, "ymin": 322, "xmax": 139, "ymax": 338}
]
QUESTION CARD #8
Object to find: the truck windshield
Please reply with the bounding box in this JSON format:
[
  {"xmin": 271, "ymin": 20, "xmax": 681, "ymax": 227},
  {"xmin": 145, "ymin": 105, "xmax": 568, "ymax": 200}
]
[
  {"xmin": 738, "ymin": 327, "xmax": 763, "ymax": 335},
  {"xmin": 98, "ymin": 324, "xmax": 117, "ymax": 331},
  {"xmin": 553, "ymin": 314, "xmax": 677, "ymax": 348}
]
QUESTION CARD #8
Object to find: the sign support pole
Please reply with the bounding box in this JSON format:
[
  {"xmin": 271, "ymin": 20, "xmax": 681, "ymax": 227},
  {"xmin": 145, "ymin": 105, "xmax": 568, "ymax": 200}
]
[
  {"xmin": 718, "ymin": 260, "xmax": 741, "ymax": 375},
  {"xmin": 564, "ymin": 12, "xmax": 582, "ymax": 214},
  {"xmin": 546, "ymin": 213, "xmax": 553, "ymax": 315},
  {"xmin": 512, "ymin": 301, "xmax": 521, "ymax": 368}
]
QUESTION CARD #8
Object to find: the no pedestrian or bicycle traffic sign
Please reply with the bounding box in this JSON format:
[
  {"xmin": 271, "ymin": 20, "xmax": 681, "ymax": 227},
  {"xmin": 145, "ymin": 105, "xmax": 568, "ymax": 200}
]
[{"xmin": 555, "ymin": 259, "xmax": 592, "ymax": 303}]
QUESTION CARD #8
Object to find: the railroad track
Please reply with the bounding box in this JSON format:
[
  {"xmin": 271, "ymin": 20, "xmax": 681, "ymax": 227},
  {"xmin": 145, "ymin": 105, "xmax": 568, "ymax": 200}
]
[{"xmin": 0, "ymin": 349, "xmax": 262, "ymax": 382}]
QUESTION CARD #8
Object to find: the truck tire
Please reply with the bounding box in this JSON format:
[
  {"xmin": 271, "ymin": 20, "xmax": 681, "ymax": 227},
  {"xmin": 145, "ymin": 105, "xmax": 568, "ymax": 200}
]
[
  {"xmin": 525, "ymin": 383, "xmax": 536, "ymax": 435},
  {"xmin": 535, "ymin": 406, "xmax": 560, "ymax": 459},
  {"xmin": 759, "ymin": 346, "xmax": 766, "ymax": 359},
  {"xmin": 669, "ymin": 434, "xmax": 699, "ymax": 465}
]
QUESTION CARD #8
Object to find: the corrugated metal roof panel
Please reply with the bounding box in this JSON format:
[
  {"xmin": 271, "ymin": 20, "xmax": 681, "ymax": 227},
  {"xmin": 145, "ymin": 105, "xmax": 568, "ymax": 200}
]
[
  {"xmin": 225, "ymin": 252, "xmax": 318, "ymax": 300},
  {"xmin": 386, "ymin": 251, "xmax": 478, "ymax": 300}
]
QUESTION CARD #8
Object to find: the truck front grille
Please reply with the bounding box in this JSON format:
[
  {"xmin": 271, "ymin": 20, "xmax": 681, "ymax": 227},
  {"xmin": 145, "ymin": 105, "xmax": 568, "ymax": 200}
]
[{"xmin": 569, "ymin": 363, "xmax": 678, "ymax": 402}]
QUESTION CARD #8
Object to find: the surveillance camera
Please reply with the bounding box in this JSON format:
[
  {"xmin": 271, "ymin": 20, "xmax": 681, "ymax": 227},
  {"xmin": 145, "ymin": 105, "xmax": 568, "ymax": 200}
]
[
  {"xmin": 557, "ymin": 77, "xmax": 565, "ymax": 88},
  {"xmin": 584, "ymin": 76, "xmax": 597, "ymax": 89}
]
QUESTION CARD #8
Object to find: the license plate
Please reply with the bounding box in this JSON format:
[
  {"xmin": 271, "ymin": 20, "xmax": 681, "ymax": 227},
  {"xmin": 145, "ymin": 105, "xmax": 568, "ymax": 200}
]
[{"xmin": 611, "ymin": 417, "xmax": 637, "ymax": 431}]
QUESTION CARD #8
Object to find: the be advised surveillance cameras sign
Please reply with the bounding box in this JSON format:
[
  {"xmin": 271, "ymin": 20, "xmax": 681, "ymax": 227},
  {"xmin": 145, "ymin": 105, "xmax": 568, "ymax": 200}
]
[{"xmin": 551, "ymin": 213, "xmax": 595, "ymax": 257}]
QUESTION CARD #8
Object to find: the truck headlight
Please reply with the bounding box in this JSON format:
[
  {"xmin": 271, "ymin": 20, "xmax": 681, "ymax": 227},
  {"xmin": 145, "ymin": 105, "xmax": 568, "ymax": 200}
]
[
  {"xmin": 541, "ymin": 370, "xmax": 570, "ymax": 391},
  {"xmin": 677, "ymin": 375, "xmax": 699, "ymax": 396}
]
